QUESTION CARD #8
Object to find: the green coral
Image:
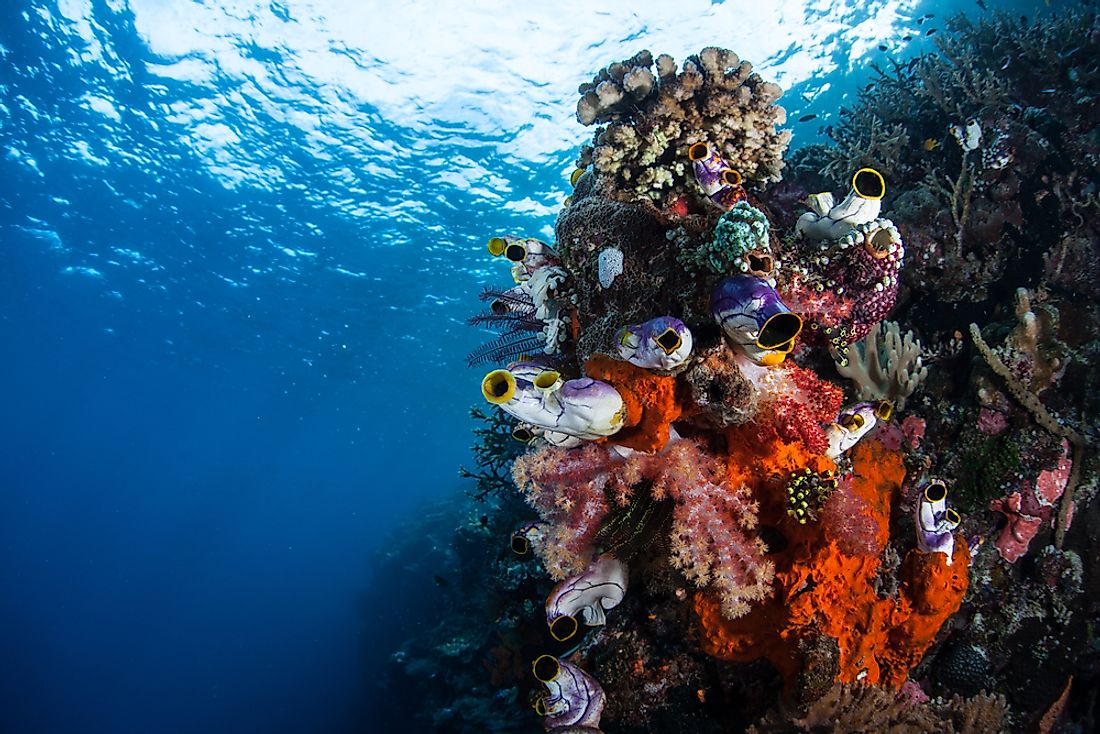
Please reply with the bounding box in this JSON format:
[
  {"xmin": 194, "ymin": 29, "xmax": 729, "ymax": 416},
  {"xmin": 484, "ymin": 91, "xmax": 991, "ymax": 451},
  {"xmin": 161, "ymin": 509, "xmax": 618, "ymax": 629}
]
[
  {"xmin": 678, "ymin": 201, "xmax": 770, "ymax": 274},
  {"xmin": 953, "ymin": 432, "xmax": 1022, "ymax": 508}
]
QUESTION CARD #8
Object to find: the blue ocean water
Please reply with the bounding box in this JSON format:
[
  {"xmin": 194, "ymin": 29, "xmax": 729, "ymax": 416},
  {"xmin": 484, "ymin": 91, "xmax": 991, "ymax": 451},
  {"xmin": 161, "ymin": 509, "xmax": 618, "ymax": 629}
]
[{"xmin": 0, "ymin": 1, "xmax": 1082, "ymax": 732}]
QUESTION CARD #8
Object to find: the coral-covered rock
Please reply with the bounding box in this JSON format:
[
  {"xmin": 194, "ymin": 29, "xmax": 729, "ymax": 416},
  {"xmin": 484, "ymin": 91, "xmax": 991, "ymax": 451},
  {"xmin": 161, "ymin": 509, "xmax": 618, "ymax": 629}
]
[{"xmin": 575, "ymin": 47, "xmax": 790, "ymax": 208}]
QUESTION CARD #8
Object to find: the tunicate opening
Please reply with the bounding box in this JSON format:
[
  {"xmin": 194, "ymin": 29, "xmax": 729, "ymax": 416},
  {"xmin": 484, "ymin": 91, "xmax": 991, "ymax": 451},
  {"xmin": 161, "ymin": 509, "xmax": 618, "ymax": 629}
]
[
  {"xmin": 746, "ymin": 251, "xmax": 774, "ymax": 275},
  {"xmin": 505, "ymin": 243, "xmax": 528, "ymax": 262},
  {"xmin": 655, "ymin": 328, "xmax": 682, "ymax": 354},
  {"xmin": 925, "ymin": 481, "xmax": 948, "ymax": 504},
  {"xmin": 688, "ymin": 142, "xmax": 709, "ymax": 161},
  {"xmin": 482, "ymin": 370, "xmax": 516, "ymax": 404},
  {"xmin": 721, "ymin": 168, "xmax": 742, "ymax": 187},
  {"xmin": 511, "ymin": 534, "xmax": 529, "ymax": 555},
  {"xmin": 487, "ymin": 237, "xmax": 507, "ymax": 256},
  {"xmin": 570, "ymin": 168, "xmax": 587, "ymax": 187},
  {"xmin": 490, "ymin": 299, "xmax": 509, "ymax": 315},
  {"xmin": 852, "ymin": 168, "xmax": 885, "ymax": 199},
  {"xmin": 511, "ymin": 426, "xmax": 535, "ymax": 443},
  {"xmin": 866, "ymin": 228, "xmax": 893, "ymax": 259},
  {"xmin": 841, "ymin": 413, "xmax": 865, "ymax": 431},
  {"xmin": 757, "ymin": 312, "xmax": 802, "ymax": 350},
  {"xmin": 874, "ymin": 400, "xmax": 894, "ymax": 421},
  {"xmin": 534, "ymin": 370, "xmax": 561, "ymax": 391},
  {"xmin": 532, "ymin": 654, "xmax": 560, "ymax": 683},
  {"xmin": 549, "ymin": 615, "xmax": 578, "ymax": 642},
  {"xmin": 946, "ymin": 508, "xmax": 961, "ymax": 526}
]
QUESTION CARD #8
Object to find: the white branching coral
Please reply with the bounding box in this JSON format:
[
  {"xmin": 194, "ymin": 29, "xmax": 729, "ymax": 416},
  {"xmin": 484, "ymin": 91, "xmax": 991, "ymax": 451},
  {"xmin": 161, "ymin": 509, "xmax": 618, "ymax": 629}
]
[{"xmin": 832, "ymin": 321, "xmax": 928, "ymax": 410}]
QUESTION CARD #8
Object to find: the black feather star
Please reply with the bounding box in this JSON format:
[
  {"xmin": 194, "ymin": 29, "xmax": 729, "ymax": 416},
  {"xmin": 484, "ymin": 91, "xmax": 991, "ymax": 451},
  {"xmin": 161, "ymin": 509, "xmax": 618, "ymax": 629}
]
[{"xmin": 466, "ymin": 331, "xmax": 547, "ymax": 368}]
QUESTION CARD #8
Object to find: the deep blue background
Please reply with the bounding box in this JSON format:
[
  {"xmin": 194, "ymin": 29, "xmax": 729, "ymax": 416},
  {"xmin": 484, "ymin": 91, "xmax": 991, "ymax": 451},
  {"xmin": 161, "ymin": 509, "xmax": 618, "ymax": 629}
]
[{"xmin": 0, "ymin": 0, "xmax": 1084, "ymax": 731}]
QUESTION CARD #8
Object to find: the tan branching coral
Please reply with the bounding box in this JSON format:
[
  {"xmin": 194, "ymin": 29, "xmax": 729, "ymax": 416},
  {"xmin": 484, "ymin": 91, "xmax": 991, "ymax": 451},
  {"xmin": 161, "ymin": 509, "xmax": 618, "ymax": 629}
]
[
  {"xmin": 749, "ymin": 684, "xmax": 1011, "ymax": 734},
  {"xmin": 832, "ymin": 321, "xmax": 928, "ymax": 410},
  {"xmin": 575, "ymin": 47, "xmax": 790, "ymax": 206}
]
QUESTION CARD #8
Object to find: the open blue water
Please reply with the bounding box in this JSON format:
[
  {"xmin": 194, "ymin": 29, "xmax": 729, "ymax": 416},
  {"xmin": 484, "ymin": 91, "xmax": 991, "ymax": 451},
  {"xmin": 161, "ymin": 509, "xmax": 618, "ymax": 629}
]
[{"xmin": 0, "ymin": 1, "xmax": 1080, "ymax": 731}]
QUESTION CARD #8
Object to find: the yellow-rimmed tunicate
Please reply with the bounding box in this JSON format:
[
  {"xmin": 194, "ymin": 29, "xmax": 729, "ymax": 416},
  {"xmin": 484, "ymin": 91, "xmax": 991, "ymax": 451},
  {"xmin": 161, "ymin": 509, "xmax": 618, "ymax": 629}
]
[
  {"xmin": 757, "ymin": 312, "xmax": 803, "ymax": 351},
  {"xmin": 655, "ymin": 327, "xmax": 683, "ymax": 355},
  {"xmin": 482, "ymin": 369, "xmax": 516, "ymax": 404},
  {"xmin": 874, "ymin": 400, "xmax": 894, "ymax": 422},
  {"xmin": 549, "ymin": 614, "xmax": 578, "ymax": 642},
  {"xmin": 852, "ymin": 167, "xmax": 886, "ymax": 200},
  {"xmin": 532, "ymin": 654, "xmax": 560, "ymax": 683},
  {"xmin": 924, "ymin": 480, "xmax": 948, "ymax": 505},
  {"xmin": 688, "ymin": 142, "xmax": 710, "ymax": 161},
  {"xmin": 533, "ymin": 370, "xmax": 562, "ymax": 392}
]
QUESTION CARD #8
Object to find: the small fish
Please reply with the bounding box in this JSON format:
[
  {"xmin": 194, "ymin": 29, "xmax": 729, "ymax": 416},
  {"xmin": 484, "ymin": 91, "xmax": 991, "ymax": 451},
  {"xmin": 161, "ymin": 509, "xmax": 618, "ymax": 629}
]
[
  {"xmin": 917, "ymin": 16, "xmax": 925, "ymax": 24},
  {"xmin": 1021, "ymin": 15, "xmax": 1027, "ymax": 24},
  {"xmin": 479, "ymin": 514, "xmax": 489, "ymax": 527},
  {"xmin": 922, "ymin": 137, "xmax": 940, "ymax": 151},
  {"xmin": 1068, "ymin": 67, "xmax": 1080, "ymax": 83},
  {"xmin": 1040, "ymin": 88, "xmax": 1058, "ymax": 94},
  {"xmin": 799, "ymin": 114, "xmax": 817, "ymax": 122},
  {"xmin": 823, "ymin": 125, "xmax": 834, "ymax": 137},
  {"xmin": 926, "ymin": 28, "xmax": 937, "ymax": 36},
  {"xmin": 976, "ymin": 0, "xmax": 987, "ymax": 9},
  {"xmin": 878, "ymin": 44, "xmax": 888, "ymax": 51},
  {"xmin": 1000, "ymin": 56, "xmax": 1011, "ymax": 70},
  {"xmin": 433, "ymin": 575, "xmax": 449, "ymax": 587},
  {"xmin": 903, "ymin": 34, "xmax": 913, "ymax": 41}
]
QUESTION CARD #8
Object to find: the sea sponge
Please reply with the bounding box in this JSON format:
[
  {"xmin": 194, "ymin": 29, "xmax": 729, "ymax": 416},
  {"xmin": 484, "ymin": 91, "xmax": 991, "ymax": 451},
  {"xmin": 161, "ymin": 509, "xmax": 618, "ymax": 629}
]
[{"xmin": 696, "ymin": 440, "xmax": 969, "ymax": 689}]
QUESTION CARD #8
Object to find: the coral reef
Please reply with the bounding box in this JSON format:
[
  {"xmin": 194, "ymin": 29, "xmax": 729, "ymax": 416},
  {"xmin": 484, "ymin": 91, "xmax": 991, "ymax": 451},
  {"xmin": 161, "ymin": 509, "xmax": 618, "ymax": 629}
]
[{"xmin": 385, "ymin": 17, "xmax": 1100, "ymax": 733}]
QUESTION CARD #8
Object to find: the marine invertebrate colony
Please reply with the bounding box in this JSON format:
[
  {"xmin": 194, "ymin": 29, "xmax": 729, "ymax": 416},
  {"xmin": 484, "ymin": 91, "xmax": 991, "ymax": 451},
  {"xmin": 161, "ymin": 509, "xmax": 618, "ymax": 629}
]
[
  {"xmin": 377, "ymin": 15, "xmax": 1100, "ymax": 733},
  {"xmin": 457, "ymin": 39, "xmax": 1100, "ymax": 732}
]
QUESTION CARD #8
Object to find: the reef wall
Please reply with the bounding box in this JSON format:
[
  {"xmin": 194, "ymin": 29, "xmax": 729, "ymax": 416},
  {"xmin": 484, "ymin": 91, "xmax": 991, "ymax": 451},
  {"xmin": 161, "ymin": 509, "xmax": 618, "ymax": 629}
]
[{"xmin": 389, "ymin": 16, "xmax": 1098, "ymax": 733}]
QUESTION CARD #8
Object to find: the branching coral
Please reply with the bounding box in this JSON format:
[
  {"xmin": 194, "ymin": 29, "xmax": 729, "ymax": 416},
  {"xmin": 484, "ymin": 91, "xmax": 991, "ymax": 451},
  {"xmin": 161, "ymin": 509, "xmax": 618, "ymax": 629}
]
[
  {"xmin": 814, "ymin": 11, "xmax": 1100, "ymax": 306},
  {"xmin": 458, "ymin": 407, "xmax": 527, "ymax": 500},
  {"xmin": 575, "ymin": 47, "xmax": 790, "ymax": 209},
  {"xmin": 833, "ymin": 320, "xmax": 928, "ymax": 410}
]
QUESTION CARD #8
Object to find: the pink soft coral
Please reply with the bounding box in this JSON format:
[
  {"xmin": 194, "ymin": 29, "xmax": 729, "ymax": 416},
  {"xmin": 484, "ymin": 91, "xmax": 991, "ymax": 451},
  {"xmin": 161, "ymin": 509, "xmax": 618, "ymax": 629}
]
[
  {"xmin": 512, "ymin": 443, "xmax": 621, "ymax": 578},
  {"xmin": 512, "ymin": 439, "xmax": 774, "ymax": 616},
  {"xmin": 653, "ymin": 441, "xmax": 774, "ymax": 618}
]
